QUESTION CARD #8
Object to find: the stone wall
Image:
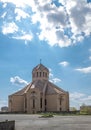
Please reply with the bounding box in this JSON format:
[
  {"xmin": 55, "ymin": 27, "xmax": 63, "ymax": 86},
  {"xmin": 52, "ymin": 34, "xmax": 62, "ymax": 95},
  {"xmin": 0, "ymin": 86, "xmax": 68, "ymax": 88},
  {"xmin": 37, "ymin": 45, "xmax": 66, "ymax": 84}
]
[{"xmin": 0, "ymin": 120, "xmax": 15, "ymax": 130}]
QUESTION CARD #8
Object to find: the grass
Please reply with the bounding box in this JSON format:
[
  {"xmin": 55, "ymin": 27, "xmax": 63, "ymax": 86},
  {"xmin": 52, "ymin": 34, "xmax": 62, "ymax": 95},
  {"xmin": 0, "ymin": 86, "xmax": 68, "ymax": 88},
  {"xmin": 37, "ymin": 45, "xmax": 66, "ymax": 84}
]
[{"xmin": 39, "ymin": 113, "xmax": 54, "ymax": 118}]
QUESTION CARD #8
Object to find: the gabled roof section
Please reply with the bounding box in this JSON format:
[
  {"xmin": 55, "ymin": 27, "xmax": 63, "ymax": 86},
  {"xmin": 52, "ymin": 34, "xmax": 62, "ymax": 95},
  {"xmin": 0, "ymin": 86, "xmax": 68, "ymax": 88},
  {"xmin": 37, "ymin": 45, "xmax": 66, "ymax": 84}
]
[
  {"xmin": 9, "ymin": 80, "xmax": 67, "ymax": 96},
  {"xmin": 45, "ymin": 81, "xmax": 66, "ymax": 95},
  {"xmin": 32, "ymin": 63, "xmax": 49, "ymax": 72},
  {"xmin": 9, "ymin": 83, "xmax": 32, "ymax": 96}
]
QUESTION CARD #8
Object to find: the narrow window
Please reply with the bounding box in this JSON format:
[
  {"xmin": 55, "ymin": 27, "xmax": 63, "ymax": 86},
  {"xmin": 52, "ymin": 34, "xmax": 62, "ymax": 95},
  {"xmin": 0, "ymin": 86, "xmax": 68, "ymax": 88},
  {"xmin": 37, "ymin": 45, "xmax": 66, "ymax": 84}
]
[
  {"xmin": 45, "ymin": 99, "xmax": 47, "ymax": 106},
  {"xmin": 60, "ymin": 107, "xmax": 62, "ymax": 111},
  {"xmin": 40, "ymin": 72, "xmax": 41, "ymax": 77},
  {"xmin": 37, "ymin": 72, "xmax": 38, "ymax": 77},
  {"xmin": 40, "ymin": 98, "xmax": 42, "ymax": 108},
  {"xmin": 25, "ymin": 97, "xmax": 27, "ymax": 109},
  {"xmin": 33, "ymin": 99, "xmax": 35, "ymax": 108},
  {"xmin": 43, "ymin": 72, "xmax": 45, "ymax": 77}
]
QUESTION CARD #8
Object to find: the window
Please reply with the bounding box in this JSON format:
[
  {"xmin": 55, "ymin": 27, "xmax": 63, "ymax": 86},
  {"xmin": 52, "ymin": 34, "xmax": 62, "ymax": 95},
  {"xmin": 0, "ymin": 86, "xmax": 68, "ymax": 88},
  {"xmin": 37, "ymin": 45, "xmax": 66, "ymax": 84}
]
[
  {"xmin": 40, "ymin": 72, "xmax": 41, "ymax": 77},
  {"xmin": 45, "ymin": 99, "xmax": 47, "ymax": 106},
  {"xmin": 25, "ymin": 97, "xmax": 27, "ymax": 109},
  {"xmin": 37, "ymin": 72, "xmax": 38, "ymax": 77},
  {"xmin": 43, "ymin": 72, "xmax": 45, "ymax": 77},
  {"xmin": 40, "ymin": 98, "xmax": 42, "ymax": 108},
  {"xmin": 60, "ymin": 107, "xmax": 62, "ymax": 111},
  {"xmin": 33, "ymin": 99, "xmax": 35, "ymax": 108}
]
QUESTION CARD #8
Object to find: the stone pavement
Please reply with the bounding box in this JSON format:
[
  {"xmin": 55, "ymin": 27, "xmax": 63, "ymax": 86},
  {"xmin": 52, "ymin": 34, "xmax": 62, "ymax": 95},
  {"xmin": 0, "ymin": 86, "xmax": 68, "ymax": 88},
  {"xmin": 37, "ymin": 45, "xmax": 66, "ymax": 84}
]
[{"xmin": 0, "ymin": 114, "xmax": 91, "ymax": 130}]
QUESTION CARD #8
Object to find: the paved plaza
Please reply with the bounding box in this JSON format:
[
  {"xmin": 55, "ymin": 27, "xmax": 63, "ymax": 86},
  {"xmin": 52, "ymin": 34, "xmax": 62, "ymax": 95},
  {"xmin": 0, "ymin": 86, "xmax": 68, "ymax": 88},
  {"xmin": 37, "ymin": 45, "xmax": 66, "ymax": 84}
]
[{"xmin": 0, "ymin": 114, "xmax": 91, "ymax": 130}]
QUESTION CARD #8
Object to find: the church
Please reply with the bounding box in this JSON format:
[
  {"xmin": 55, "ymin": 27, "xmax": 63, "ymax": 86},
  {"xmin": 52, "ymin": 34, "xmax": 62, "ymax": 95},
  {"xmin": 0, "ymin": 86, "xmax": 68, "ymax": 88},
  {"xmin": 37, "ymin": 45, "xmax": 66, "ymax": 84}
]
[{"xmin": 8, "ymin": 63, "xmax": 69, "ymax": 114}]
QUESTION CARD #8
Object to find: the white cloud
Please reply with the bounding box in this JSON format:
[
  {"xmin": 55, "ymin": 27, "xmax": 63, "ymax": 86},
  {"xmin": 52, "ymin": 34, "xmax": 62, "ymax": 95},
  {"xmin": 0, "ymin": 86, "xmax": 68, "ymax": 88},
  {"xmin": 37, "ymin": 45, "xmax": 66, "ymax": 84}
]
[
  {"xmin": 70, "ymin": 92, "xmax": 85, "ymax": 100},
  {"xmin": 89, "ymin": 48, "xmax": 91, "ymax": 52},
  {"xmin": 70, "ymin": 92, "xmax": 91, "ymax": 109},
  {"xmin": 49, "ymin": 68, "xmax": 53, "ymax": 78},
  {"xmin": 66, "ymin": 0, "xmax": 91, "ymax": 42},
  {"xmin": 2, "ymin": 22, "xmax": 18, "ymax": 35},
  {"xmin": 49, "ymin": 68, "xmax": 61, "ymax": 83},
  {"xmin": 2, "ymin": 2, "xmax": 7, "ymax": 8},
  {"xmin": 59, "ymin": 61, "xmax": 69, "ymax": 67},
  {"xmin": 15, "ymin": 8, "xmax": 30, "ymax": 21},
  {"xmin": 1, "ymin": 12, "xmax": 7, "ymax": 18},
  {"xmin": 50, "ymin": 78, "xmax": 61, "ymax": 83},
  {"xmin": 10, "ymin": 76, "xmax": 28, "ymax": 86},
  {"xmin": 31, "ymin": 0, "xmax": 91, "ymax": 46},
  {"xmin": 89, "ymin": 56, "xmax": 91, "ymax": 60},
  {"xmin": 13, "ymin": 32, "xmax": 33, "ymax": 41},
  {"xmin": 1, "ymin": 0, "xmax": 91, "ymax": 47},
  {"xmin": 76, "ymin": 66, "xmax": 91, "ymax": 73},
  {"xmin": 1, "ymin": 0, "xmax": 26, "ymax": 8}
]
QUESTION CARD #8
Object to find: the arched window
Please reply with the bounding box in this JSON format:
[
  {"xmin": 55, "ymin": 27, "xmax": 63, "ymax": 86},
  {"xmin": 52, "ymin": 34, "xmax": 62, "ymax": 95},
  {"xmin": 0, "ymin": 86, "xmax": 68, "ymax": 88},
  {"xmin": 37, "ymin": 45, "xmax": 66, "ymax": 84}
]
[
  {"xmin": 40, "ymin": 72, "xmax": 41, "ymax": 77},
  {"xmin": 43, "ymin": 72, "xmax": 45, "ymax": 77},
  {"xmin": 33, "ymin": 99, "xmax": 35, "ymax": 108},
  {"xmin": 25, "ymin": 97, "xmax": 27, "ymax": 109},
  {"xmin": 60, "ymin": 107, "xmax": 62, "ymax": 111},
  {"xmin": 37, "ymin": 72, "xmax": 38, "ymax": 77},
  {"xmin": 40, "ymin": 98, "xmax": 42, "ymax": 108}
]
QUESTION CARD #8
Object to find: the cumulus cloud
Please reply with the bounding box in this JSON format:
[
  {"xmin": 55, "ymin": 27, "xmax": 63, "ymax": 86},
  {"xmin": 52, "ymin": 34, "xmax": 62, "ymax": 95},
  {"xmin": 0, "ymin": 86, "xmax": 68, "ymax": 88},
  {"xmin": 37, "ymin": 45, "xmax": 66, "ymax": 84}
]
[
  {"xmin": 0, "ymin": 0, "xmax": 91, "ymax": 47},
  {"xmin": 50, "ymin": 78, "xmax": 61, "ymax": 83},
  {"xmin": 59, "ymin": 61, "xmax": 69, "ymax": 67},
  {"xmin": 1, "ymin": 12, "xmax": 7, "ymax": 18},
  {"xmin": 10, "ymin": 76, "xmax": 28, "ymax": 86},
  {"xmin": 89, "ymin": 56, "xmax": 91, "ymax": 60},
  {"xmin": 15, "ymin": 8, "xmax": 30, "ymax": 21},
  {"xmin": 2, "ymin": 22, "xmax": 18, "ymax": 35},
  {"xmin": 70, "ymin": 92, "xmax": 91, "ymax": 108},
  {"xmin": 76, "ymin": 66, "xmax": 91, "ymax": 73},
  {"xmin": 12, "ymin": 32, "xmax": 33, "ymax": 41},
  {"xmin": 49, "ymin": 68, "xmax": 61, "ymax": 83},
  {"xmin": 70, "ymin": 92, "xmax": 85, "ymax": 100}
]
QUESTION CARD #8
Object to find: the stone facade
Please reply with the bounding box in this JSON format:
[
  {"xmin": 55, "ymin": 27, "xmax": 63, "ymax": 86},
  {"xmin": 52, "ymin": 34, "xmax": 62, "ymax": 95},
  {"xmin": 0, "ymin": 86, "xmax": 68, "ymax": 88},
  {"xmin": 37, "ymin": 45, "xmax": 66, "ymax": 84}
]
[{"xmin": 8, "ymin": 63, "xmax": 69, "ymax": 114}]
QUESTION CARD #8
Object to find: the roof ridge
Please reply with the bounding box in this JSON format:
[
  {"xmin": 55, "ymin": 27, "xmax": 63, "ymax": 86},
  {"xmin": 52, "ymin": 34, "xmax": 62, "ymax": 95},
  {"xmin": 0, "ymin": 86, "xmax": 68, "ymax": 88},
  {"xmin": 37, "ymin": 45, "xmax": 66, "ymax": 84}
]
[
  {"xmin": 24, "ymin": 82, "xmax": 32, "ymax": 93},
  {"xmin": 32, "ymin": 63, "xmax": 49, "ymax": 72}
]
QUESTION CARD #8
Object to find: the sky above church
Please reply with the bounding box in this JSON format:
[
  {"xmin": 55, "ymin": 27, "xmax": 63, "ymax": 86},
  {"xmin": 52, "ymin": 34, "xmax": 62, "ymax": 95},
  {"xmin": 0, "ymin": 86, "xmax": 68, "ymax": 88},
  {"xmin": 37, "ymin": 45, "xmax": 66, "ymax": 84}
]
[{"xmin": 0, "ymin": 0, "xmax": 91, "ymax": 110}]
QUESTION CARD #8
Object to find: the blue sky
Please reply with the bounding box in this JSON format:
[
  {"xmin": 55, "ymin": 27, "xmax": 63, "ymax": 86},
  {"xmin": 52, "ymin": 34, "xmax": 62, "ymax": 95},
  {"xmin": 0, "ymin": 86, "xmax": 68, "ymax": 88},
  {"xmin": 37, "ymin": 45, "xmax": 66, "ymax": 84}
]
[{"xmin": 0, "ymin": 0, "xmax": 91, "ymax": 110}]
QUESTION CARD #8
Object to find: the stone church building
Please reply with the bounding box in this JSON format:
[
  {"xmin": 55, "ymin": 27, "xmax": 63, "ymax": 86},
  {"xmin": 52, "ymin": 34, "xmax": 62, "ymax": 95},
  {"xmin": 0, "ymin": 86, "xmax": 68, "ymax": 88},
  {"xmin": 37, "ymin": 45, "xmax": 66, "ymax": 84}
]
[{"xmin": 8, "ymin": 63, "xmax": 69, "ymax": 114}]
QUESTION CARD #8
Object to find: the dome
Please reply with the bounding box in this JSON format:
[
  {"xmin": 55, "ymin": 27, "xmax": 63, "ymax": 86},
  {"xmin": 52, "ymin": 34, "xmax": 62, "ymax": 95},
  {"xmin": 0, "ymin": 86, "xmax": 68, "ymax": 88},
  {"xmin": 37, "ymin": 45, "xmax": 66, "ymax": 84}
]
[
  {"xmin": 32, "ymin": 64, "xmax": 49, "ymax": 81},
  {"xmin": 32, "ymin": 64, "xmax": 49, "ymax": 72}
]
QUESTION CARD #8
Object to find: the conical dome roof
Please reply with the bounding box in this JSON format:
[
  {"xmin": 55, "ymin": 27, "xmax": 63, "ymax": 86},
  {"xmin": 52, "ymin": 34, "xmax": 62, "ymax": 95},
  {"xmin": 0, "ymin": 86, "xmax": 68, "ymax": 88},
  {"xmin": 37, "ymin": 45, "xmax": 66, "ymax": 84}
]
[{"xmin": 32, "ymin": 63, "xmax": 49, "ymax": 72}]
